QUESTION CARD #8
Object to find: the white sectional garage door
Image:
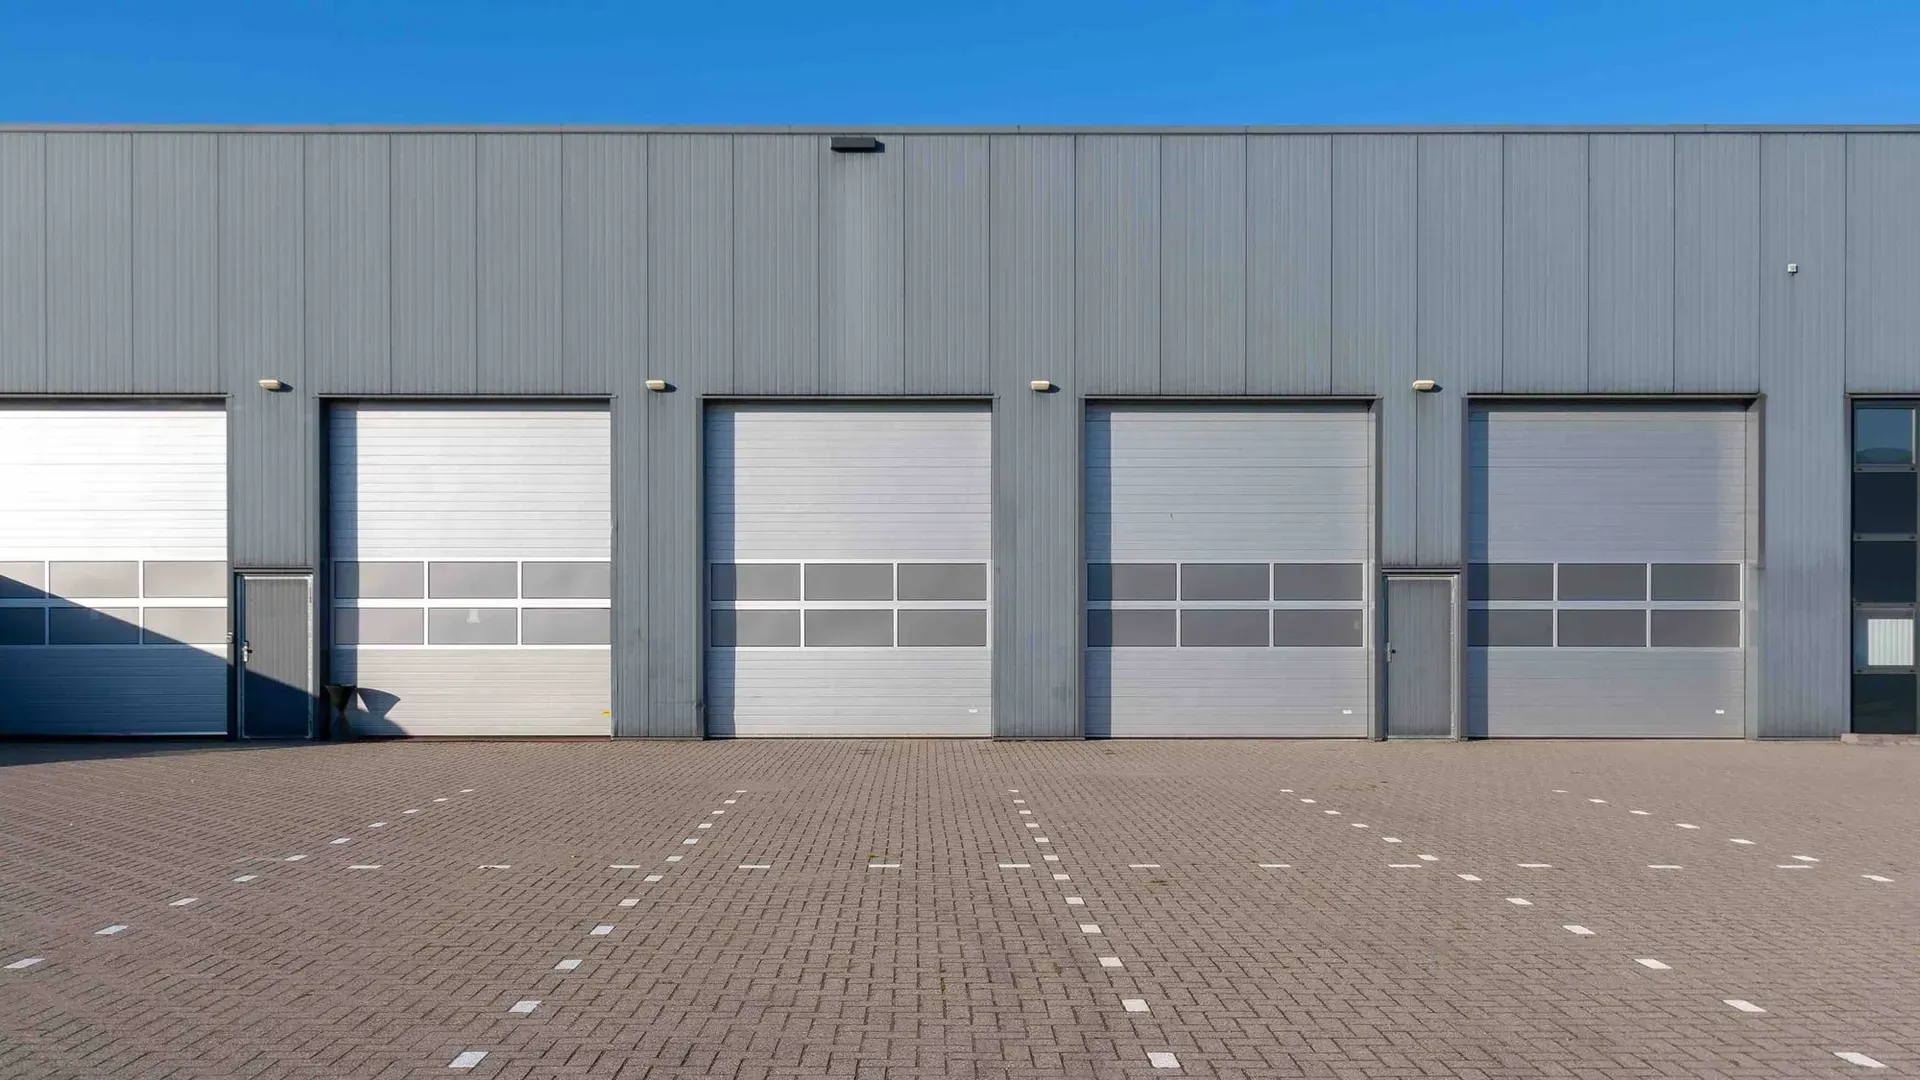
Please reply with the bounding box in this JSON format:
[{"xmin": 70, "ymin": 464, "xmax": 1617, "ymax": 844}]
[
  {"xmin": 1467, "ymin": 406, "xmax": 1748, "ymax": 737},
  {"xmin": 328, "ymin": 404, "xmax": 612, "ymax": 736},
  {"xmin": 1085, "ymin": 406, "xmax": 1373, "ymax": 737},
  {"xmin": 704, "ymin": 404, "xmax": 991, "ymax": 736},
  {"xmin": 0, "ymin": 404, "xmax": 229, "ymax": 735}
]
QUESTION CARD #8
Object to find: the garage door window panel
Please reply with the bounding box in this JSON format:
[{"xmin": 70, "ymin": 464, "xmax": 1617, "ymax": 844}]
[
  {"xmin": 1180, "ymin": 563, "xmax": 1270, "ymax": 601},
  {"xmin": 0, "ymin": 608, "xmax": 47, "ymax": 646},
  {"xmin": 1272, "ymin": 563, "xmax": 1364, "ymax": 601},
  {"xmin": 48, "ymin": 607, "xmax": 141, "ymax": 646},
  {"xmin": 804, "ymin": 564, "xmax": 894, "ymax": 601},
  {"xmin": 334, "ymin": 608, "xmax": 425, "ymax": 646},
  {"xmin": 49, "ymin": 562, "xmax": 139, "ymax": 599},
  {"xmin": 427, "ymin": 607, "xmax": 519, "ymax": 646},
  {"xmin": 1087, "ymin": 609, "xmax": 1177, "ymax": 648},
  {"xmin": 334, "ymin": 561, "xmax": 425, "ymax": 600},
  {"xmin": 1468, "ymin": 563, "xmax": 1554, "ymax": 601},
  {"xmin": 710, "ymin": 563, "xmax": 801, "ymax": 602},
  {"xmin": 1088, "ymin": 563, "xmax": 1178, "ymax": 601},
  {"xmin": 710, "ymin": 609, "xmax": 802, "ymax": 648},
  {"xmin": 429, "ymin": 561, "xmax": 520, "ymax": 599},
  {"xmin": 896, "ymin": 563, "xmax": 987, "ymax": 601},
  {"xmin": 522, "ymin": 561, "xmax": 612, "ymax": 599},
  {"xmin": 0, "ymin": 562, "xmax": 47, "ymax": 600},
  {"xmin": 1650, "ymin": 563, "xmax": 1742, "ymax": 602},
  {"xmin": 1557, "ymin": 563, "xmax": 1647, "ymax": 602}
]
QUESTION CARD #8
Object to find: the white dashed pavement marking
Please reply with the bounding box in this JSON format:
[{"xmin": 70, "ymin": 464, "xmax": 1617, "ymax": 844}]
[
  {"xmin": 170, "ymin": 897, "xmax": 199, "ymax": 907},
  {"xmin": 402, "ymin": 809, "xmax": 419, "ymax": 815},
  {"xmin": 1389, "ymin": 863, "xmax": 1423, "ymax": 869},
  {"xmin": 1675, "ymin": 823, "xmax": 1700, "ymax": 829},
  {"xmin": 724, "ymin": 799, "xmax": 736, "ymax": 805},
  {"xmin": 1042, "ymin": 855, "xmax": 1060, "ymax": 861},
  {"xmin": 1122, "ymin": 998, "xmax": 1150, "ymax": 1013},
  {"xmin": 330, "ymin": 837, "xmax": 351, "ymax": 845},
  {"xmin": 283, "ymin": 854, "xmax": 308, "ymax": 862},
  {"xmin": 1724, "ymin": 999, "xmax": 1766, "ymax": 1013},
  {"xmin": 620, "ymin": 898, "xmax": 639, "ymax": 907},
  {"xmin": 449, "ymin": 1050, "xmax": 487, "ymax": 1069},
  {"xmin": 1636, "ymin": 958, "xmax": 1672, "ymax": 970},
  {"xmin": 1629, "ymin": 810, "xmax": 1651, "ymax": 816},
  {"xmin": 1792, "ymin": 855, "xmax": 1820, "ymax": 862},
  {"xmin": 1323, "ymin": 810, "xmax": 1341, "ymax": 815},
  {"xmin": 349, "ymin": 864, "xmax": 382, "ymax": 870},
  {"xmin": 738, "ymin": 863, "xmax": 772, "ymax": 870},
  {"xmin": 1035, "ymin": 838, "xmax": 1050, "ymax": 844},
  {"xmin": 1053, "ymin": 873, "xmax": 1071, "ymax": 880},
  {"xmin": 711, "ymin": 810, "xmax": 725, "ymax": 815},
  {"xmin": 1148, "ymin": 1051, "xmax": 1181, "ymax": 1069},
  {"xmin": 96, "ymin": 925, "xmax": 128, "ymax": 935},
  {"xmin": 369, "ymin": 822, "xmax": 387, "ymax": 828},
  {"xmin": 479, "ymin": 864, "xmax": 510, "ymax": 870},
  {"xmin": 1457, "ymin": 874, "xmax": 1481, "ymax": 881},
  {"xmin": 1552, "ymin": 789, "xmax": 1567, "ymax": 793},
  {"xmin": 1417, "ymin": 854, "xmax": 1439, "ymax": 862},
  {"xmin": 1383, "ymin": 837, "xmax": 1401, "ymax": 843},
  {"xmin": 610, "ymin": 864, "xmax": 643, "ymax": 869},
  {"xmin": 1350, "ymin": 822, "xmax": 1369, "ymax": 828},
  {"xmin": 1835, "ymin": 1051, "xmax": 1888, "ymax": 1069},
  {"xmin": 1128, "ymin": 863, "xmax": 1159, "ymax": 868},
  {"xmin": 1730, "ymin": 838, "xmax": 1754, "ymax": 845},
  {"xmin": 1518, "ymin": 863, "xmax": 1552, "ymax": 868},
  {"xmin": 589, "ymin": 925, "xmax": 614, "ymax": 936},
  {"xmin": 682, "ymin": 838, "xmax": 699, "ymax": 845},
  {"xmin": 1300, "ymin": 798, "xmax": 1315, "ymax": 803},
  {"xmin": 665, "ymin": 855, "xmax": 682, "ymax": 862},
  {"xmin": 1079, "ymin": 924, "xmax": 1102, "ymax": 934},
  {"xmin": 998, "ymin": 863, "xmax": 1030, "ymax": 869},
  {"xmin": 1258, "ymin": 863, "xmax": 1291, "ymax": 869},
  {"xmin": 509, "ymin": 1000, "xmax": 540, "ymax": 1014},
  {"xmin": 4, "ymin": 958, "xmax": 44, "ymax": 970},
  {"xmin": 1099, "ymin": 956, "xmax": 1123, "ymax": 968},
  {"xmin": 644, "ymin": 873, "xmax": 663, "ymax": 882},
  {"xmin": 460, "ymin": 789, "xmax": 474, "ymax": 793},
  {"xmin": 696, "ymin": 822, "xmax": 713, "ymax": 829},
  {"xmin": 1864, "ymin": 874, "xmax": 1894, "ymax": 883},
  {"xmin": 1506, "ymin": 897, "xmax": 1532, "ymax": 906},
  {"xmin": 554, "ymin": 958, "xmax": 581, "ymax": 971},
  {"xmin": 1649, "ymin": 864, "xmax": 1683, "ymax": 870},
  {"xmin": 433, "ymin": 797, "xmax": 448, "ymax": 803},
  {"xmin": 1065, "ymin": 897, "xmax": 1085, "ymax": 905},
  {"xmin": 233, "ymin": 875, "xmax": 258, "ymax": 882},
  {"xmin": 1776, "ymin": 864, "xmax": 1811, "ymax": 870},
  {"xmin": 1563, "ymin": 925, "xmax": 1594, "ymax": 936},
  {"xmin": 868, "ymin": 863, "xmax": 901, "ymax": 869},
  {"xmin": 1589, "ymin": 798, "xmax": 1607, "ymax": 803}
]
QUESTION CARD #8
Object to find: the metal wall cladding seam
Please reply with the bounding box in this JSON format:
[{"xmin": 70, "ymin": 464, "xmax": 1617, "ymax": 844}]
[
  {"xmin": 132, "ymin": 134, "xmax": 219, "ymax": 393},
  {"xmin": 989, "ymin": 135, "xmax": 1078, "ymax": 738},
  {"xmin": 705, "ymin": 404, "xmax": 990, "ymax": 561},
  {"xmin": 733, "ymin": 135, "xmax": 818, "ymax": 395},
  {"xmin": 1759, "ymin": 134, "xmax": 1848, "ymax": 738},
  {"xmin": 327, "ymin": 404, "xmax": 611, "ymax": 559},
  {"xmin": 1587, "ymin": 134, "xmax": 1675, "ymax": 393},
  {"xmin": 390, "ymin": 135, "xmax": 478, "ymax": 394},
  {"xmin": 46, "ymin": 133, "xmax": 132, "ymax": 393},
  {"xmin": 306, "ymin": 134, "xmax": 391, "ymax": 394},
  {"xmin": 0, "ymin": 132, "xmax": 47, "ymax": 392},
  {"xmin": 1247, "ymin": 135, "xmax": 1332, "ymax": 394},
  {"xmin": 1077, "ymin": 135, "xmax": 1160, "ymax": 394},
  {"xmin": 1503, "ymin": 134, "xmax": 1588, "ymax": 392},
  {"xmin": 610, "ymin": 394, "xmax": 648, "ymax": 737},
  {"xmin": 560, "ymin": 135, "xmax": 645, "ymax": 396},
  {"xmin": 1845, "ymin": 135, "xmax": 1920, "ymax": 391},
  {"xmin": 1674, "ymin": 134, "xmax": 1761, "ymax": 393},
  {"xmin": 1468, "ymin": 406, "xmax": 1747, "ymax": 562},
  {"xmin": 1331, "ymin": 136, "xmax": 1416, "ymax": 565},
  {"xmin": 332, "ymin": 649, "xmax": 610, "ymax": 736},
  {"xmin": 903, "ymin": 136, "xmax": 988, "ymax": 394},
  {"xmin": 820, "ymin": 132, "xmax": 904, "ymax": 394},
  {"xmin": 1160, "ymin": 136, "xmax": 1246, "ymax": 394},
  {"xmin": 478, "ymin": 135, "xmax": 563, "ymax": 393},
  {"xmin": 1415, "ymin": 135, "xmax": 1502, "ymax": 568},
  {"xmin": 220, "ymin": 134, "xmax": 313, "ymax": 569}
]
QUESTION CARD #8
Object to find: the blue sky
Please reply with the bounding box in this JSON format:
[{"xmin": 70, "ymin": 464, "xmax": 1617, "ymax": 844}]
[{"xmin": 2, "ymin": 0, "xmax": 1916, "ymax": 125}]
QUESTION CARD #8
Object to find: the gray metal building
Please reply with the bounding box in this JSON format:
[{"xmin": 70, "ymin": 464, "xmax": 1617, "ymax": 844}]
[{"xmin": 1, "ymin": 125, "xmax": 1916, "ymax": 741}]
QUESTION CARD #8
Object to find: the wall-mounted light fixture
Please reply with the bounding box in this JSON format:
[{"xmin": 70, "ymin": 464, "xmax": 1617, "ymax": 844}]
[
  {"xmin": 830, "ymin": 135, "xmax": 884, "ymax": 154},
  {"xmin": 1029, "ymin": 379, "xmax": 1054, "ymax": 393},
  {"xmin": 644, "ymin": 378, "xmax": 670, "ymax": 392},
  {"xmin": 1410, "ymin": 378, "xmax": 1439, "ymax": 393},
  {"xmin": 257, "ymin": 378, "xmax": 287, "ymax": 393}
]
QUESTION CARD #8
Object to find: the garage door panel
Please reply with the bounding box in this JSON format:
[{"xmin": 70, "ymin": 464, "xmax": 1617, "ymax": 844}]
[
  {"xmin": 707, "ymin": 650, "xmax": 990, "ymax": 736},
  {"xmin": 1470, "ymin": 650, "xmax": 1744, "ymax": 737},
  {"xmin": 1088, "ymin": 650, "xmax": 1370, "ymax": 737},
  {"xmin": 332, "ymin": 649, "xmax": 610, "ymax": 736}
]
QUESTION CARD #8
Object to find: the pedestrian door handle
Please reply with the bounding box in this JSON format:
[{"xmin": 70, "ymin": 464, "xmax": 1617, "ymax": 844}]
[
  {"xmin": 241, "ymin": 641, "xmax": 253, "ymax": 663},
  {"xmin": 1385, "ymin": 642, "xmax": 1394, "ymax": 661}
]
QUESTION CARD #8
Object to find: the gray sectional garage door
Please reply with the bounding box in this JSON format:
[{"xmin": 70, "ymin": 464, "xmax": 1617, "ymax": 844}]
[
  {"xmin": 704, "ymin": 404, "xmax": 992, "ymax": 736},
  {"xmin": 0, "ymin": 404, "xmax": 230, "ymax": 735},
  {"xmin": 328, "ymin": 404, "xmax": 613, "ymax": 736},
  {"xmin": 1085, "ymin": 406, "xmax": 1374, "ymax": 737},
  {"xmin": 1468, "ymin": 406, "xmax": 1749, "ymax": 737}
]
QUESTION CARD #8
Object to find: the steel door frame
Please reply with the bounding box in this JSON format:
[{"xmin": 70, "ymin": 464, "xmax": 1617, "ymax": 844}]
[
  {"xmin": 235, "ymin": 572, "xmax": 315, "ymax": 739},
  {"xmin": 1379, "ymin": 572, "xmax": 1462, "ymax": 740}
]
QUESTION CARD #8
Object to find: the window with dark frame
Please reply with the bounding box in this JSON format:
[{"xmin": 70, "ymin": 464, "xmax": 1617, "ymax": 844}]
[{"xmin": 1851, "ymin": 403, "xmax": 1920, "ymax": 735}]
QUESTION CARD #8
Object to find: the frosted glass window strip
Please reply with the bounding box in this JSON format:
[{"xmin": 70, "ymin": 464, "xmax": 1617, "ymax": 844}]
[{"xmin": 1865, "ymin": 616, "xmax": 1915, "ymax": 667}]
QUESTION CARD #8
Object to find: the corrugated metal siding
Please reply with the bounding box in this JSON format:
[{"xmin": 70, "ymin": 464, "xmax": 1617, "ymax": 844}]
[
  {"xmin": 220, "ymin": 134, "xmax": 312, "ymax": 569},
  {"xmin": 610, "ymin": 394, "xmax": 648, "ymax": 737},
  {"xmin": 1758, "ymin": 135, "xmax": 1848, "ymax": 738},
  {"xmin": 478, "ymin": 134, "xmax": 562, "ymax": 393},
  {"xmin": 1160, "ymin": 136, "xmax": 1246, "ymax": 395},
  {"xmin": 990, "ymin": 136, "xmax": 1078, "ymax": 738},
  {"xmin": 821, "ymin": 132, "xmax": 904, "ymax": 394},
  {"xmin": 645, "ymin": 388, "xmax": 699, "ymax": 736},
  {"xmin": 560, "ymin": 135, "xmax": 645, "ymax": 396},
  {"xmin": 46, "ymin": 133, "xmax": 132, "ymax": 393},
  {"xmin": 306, "ymin": 134, "xmax": 390, "ymax": 394},
  {"xmin": 391, "ymin": 135, "xmax": 477, "ymax": 394},
  {"xmin": 1587, "ymin": 134, "xmax": 1675, "ymax": 393},
  {"xmin": 733, "ymin": 135, "xmax": 817, "ymax": 395},
  {"xmin": 335, "ymin": 650, "xmax": 610, "ymax": 736},
  {"xmin": 1077, "ymin": 135, "xmax": 1159, "ymax": 395},
  {"xmin": 1503, "ymin": 134, "xmax": 1587, "ymax": 392},
  {"xmin": 1845, "ymin": 134, "xmax": 1920, "ymax": 391},
  {"xmin": 1674, "ymin": 134, "xmax": 1760, "ymax": 392},
  {"xmin": 1247, "ymin": 136, "xmax": 1331, "ymax": 394},
  {"xmin": 132, "ymin": 134, "xmax": 218, "ymax": 393},
  {"xmin": 903, "ymin": 136, "xmax": 988, "ymax": 394},
  {"xmin": 0, "ymin": 132, "xmax": 47, "ymax": 392},
  {"xmin": 1415, "ymin": 135, "xmax": 1502, "ymax": 568}
]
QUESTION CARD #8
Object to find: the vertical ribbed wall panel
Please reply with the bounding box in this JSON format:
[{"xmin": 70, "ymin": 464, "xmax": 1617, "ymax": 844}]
[
  {"xmin": 132, "ymin": 134, "xmax": 218, "ymax": 393},
  {"xmin": 1503, "ymin": 135, "xmax": 1588, "ymax": 392},
  {"xmin": 46, "ymin": 133, "xmax": 131, "ymax": 393},
  {"xmin": 478, "ymin": 134, "xmax": 562, "ymax": 393},
  {"xmin": 990, "ymin": 136, "xmax": 1078, "ymax": 737},
  {"xmin": 904, "ymin": 136, "xmax": 988, "ymax": 394},
  {"xmin": 220, "ymin": 135, "xmax": 311, "ymax": 568},
  {"xmin": 561, "ymin": 135, "xmax": 646, "ymax": 396},
  {"xmin": 1416, "ymin": 135, "xmax": 1502, "ymax": 568},
  {"xmin": 1247, "ymin": 136, "xmax": 1331, "ymax": 394},
  {"xmin": 1845, "ymin": 135, "xmax": 1920, "ymax": 392},
  {"xmin": 1331, "ymin": 136, "xmax": 1416, "ymax": 566},
  {"xmin": 820, "ymin": 133, "xmax": 903, "ymax": 394},
  {"xmin": 1674, "ymin": 135, "xmax": 1760, "ymax": 393},
  {"xmin": 391, "ymin": 135, "xmax": 477, "ymax": 394},
  {"xmin": 647, "ymin": 135, "xmax": 731, "ymax": 736},
  {"xmin": 1077, "ymin": 136, "xmax": 1159, "ymax": 395},
  {"xmin": 0, "ymin": 133, "xmax": 46, "ymax": 392},
  {"xmin": 1758, "ymin": 135, "xmax": 1848, "ymax": 738},
  {"xmin": 1588, "ymin": 134, "xmax": 1675, "ymax": 392},
  {"xmin": 733, "ymin": 135, "xmax": 817, "ymax": 395},
  {"xmin": 1160, "ymin": 136, "xmax": 1246, "ymax": 395},
  {"xmin": 306, "ymin": 134, "xmax": 390, "ymax": 394}
]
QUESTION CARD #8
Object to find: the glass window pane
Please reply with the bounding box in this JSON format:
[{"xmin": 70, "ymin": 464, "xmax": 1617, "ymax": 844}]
[
  {"xmin": 1853, "ymin": 472, "xmax": 1918, "ymax": 536},
  {"xmin": 1087, "ymin": 609, "xmax": 1176, "ymax": 647},
  {"xmin": 1853, "ymin": 540, "xmax": 1917, "ymax": 604},
  {"xmin": 710, "ymin": 564, "xmax": 800, "ymax": 601},
  {"xmin": 804, "ymin": 564, "xmax": 893, "ymax": 601},
  {"xmin": 1557, "ymin": 563, "xmax": 1647, "ymax": 601},
  {"xmin": 1651, "ymin": 563, "xmax": 1741, "ymax": 601},
  {"xmin": 896, "ymin": 564, "xmax": 987, "ymax": 601},
  {"xmin": 1854, "ymin": 406, "xmax": 1914, "ymax": 466},
  {"xmin": 1180, "ymin": 563, "xmax": 1269, "ymax": 601},
  {"xmin": 710, "ymin": 609, "xmax": 800, "ymax": 647},
  {"xmin": 1852, "ymin": 673, "xmax": 1917, "ymax": 734},
  {"xmin": 1088, "ymin": 563, "xmax": 1177, "ymax": 601},
  {"xmin": 1271, "ymin": 563, "xmax": 1364, "ymax": 600}
]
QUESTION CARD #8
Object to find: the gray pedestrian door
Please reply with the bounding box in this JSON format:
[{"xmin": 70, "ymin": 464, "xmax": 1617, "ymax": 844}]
[
  {"xmin": 238, "ymin": 574, "xmax": 313, "ymax": 739},
  {"xmin": 1385, "ymin": 576, "xmax": 1456, "ymax": 738}
]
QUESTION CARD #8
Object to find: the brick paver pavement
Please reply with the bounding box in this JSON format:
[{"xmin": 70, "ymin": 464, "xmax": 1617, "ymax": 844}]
[{"xmin": 1, "ymin": 739, "xmax": 1915, "ymax": 1079}]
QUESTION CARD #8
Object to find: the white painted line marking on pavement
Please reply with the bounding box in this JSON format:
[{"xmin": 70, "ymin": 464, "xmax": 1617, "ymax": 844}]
[
  {"xmin": 1122, "ymin": 998, "xmax": 1149, "ymax": 1012},
  {"xmin": 1724, "ymin": 999, "xmax": 1766, "ymax": 1013},
  {"xmin": 868, "ymin": 863, "xmax": 901, "ymax": 869},
  {"xmin": 1129, "ymin": 864, "xmax": 1159, "ymax": 868},
  {"xmin": 1506, "ymin": 897, "xmax": 1532, "ymax": 906},
  {"xmin": 1351, "ymin": 823, "xmax": 1369, "ymax": 828},
  {"xmin": 1389, "ymin": 863, "xmax": 1423, "ymax": 869},
  {"xmin": 4, "ymin": 958, "xmax": 44, "ymax": 970},
  {"xmin": 682, "ymin": 838, "xmax": 699, "ymax": 845},
  {"xmin": 1589, "ymin": 798, "xmax": 1607, "ymax": 803},
  {"xmin": 460, "ymin": 789, "xmax": 474, "ymax": 793},
  {"xmin": 1099, "ymin": 956, "xmax": 1123, "ymax": 967},
  {"xmin": 1835, "ymin": 1051, "xmax": 1888, "ymax": 1069},
  {"xmin": 1019, "ymin": 810, "xmax": 1033, "ymax": 815},
  {"xmin": 1518, "ymin": 863, "xmax": 1552, "ymax": 868},
  {"xmin": 330, "ymin": 838, "xmax": 351, "ymax": 845},
  {"xmin": 1730, "ymin": 838, "xmax": 1755, "ymax": 845},
  {"xmin": 1675, "ymin": 823, "xmax": 1700, "ymax": 829},
  {"xmin": 1776, "ymin": 864, "xmax": 1811, "ymax": 870},
  {"xmin": 711, "ymin": 810, "xmax": 725, "ymax": 815},
  {"xmin": 620, "ymin": 899, "xmax": 639, "ymax": 907},
  {"xmin": 1035, "ymin": 838, "xmax": 1050, "ymax": 844},
  {"xmin": 724, "ymin": 799, "xmax": 736, "ymax": 805},
  {"xmin": 1383, "ymin": 837, "xmax": 1402, "ymax": 843},
  {"xmin": 1026, "ymin": 823, "xmax": 1041, "ymax": 829},
  {"xmin": 1148, "ymin": 1051, "xmax": 1180, "ymax": 1069},
  {"xmin": 349, "ymin": 865, "xmax": 382, "ymax": 870},
  {"xmin": 479, "ymin": 865, "xmax": 511, "ymax": 870},
  {"xmin": 644, "ymin": 874, "xmax": 664, "ymax": 882},
  {"xmin": 1864, "ymin": 874, "xmax": 1894, "ymax": 882},
  {"xmin": 735, "ymin": 789, "xmax": 746, "ymax": 793},
  {"xmin": 1080, "ymin": 924, "xmax": 1101, "ymax": 934},
  {"xmin": 696, "ymin": 822, "xmax": 713, "ymax": 829},
  {"xmin": 555, "ymin": 958, "xmax": 581, "ymax": 971},
  {"xmin": 403, "ymin": 809, "xmax": 420, "ymax": 815},
  {"xmin": 610, "ymin": 864, "xmax": 643, "ymax": 870},
  {"xmin": 1649, "ymin": 864, "xmax": 1684, "ymax": 870},
  {"xmin": 1553, "ymin": 789, "xmax": 1568, "ymax": 793},
  {"xmin": 1636, "ymin": 958, "xmax": 1671, "ymax": 970},
  {"xmin": 283, "ymin": 855, "xmax": 308, "ymax": 862},
  {"xmin": 1065, "ymin": 897, "xmax": 1085, "ymax": 905},
  {"xmin": 1043, "ymin": 854, "xmax": 1060, "ymax": 861},
  {"xmin": 665, "ymin": 855, "xmax": 682, "ymax": 862},
  {"xmin": 509, "ymin": 999, "xmax": 540, "ymax": 1014},
  {"xmin": 1008, "ymin": 789, "xmax": 1019, "ymax": 793},
  {"xmin": 233, "ymin": 875, "xmax": 258, "ymax": 882},
  {"xmin": 369, "ymin": 822, "xmax": 387, "ymax": 828},
  {"xmin": 170, "ymin": 897, "xmax": 199, "ymax": 907},
  {"xmin": 1457, "ymin": 874, "xmax": 1481, "ymax": 881},
  {"xmin": 1280, "ymin": 789, "xmax": 1293, "ymax": 793},
  {"xmin": 1300, "ymin": 798, "xmax": 1315, "ymax": 803},
  {"xmin": 1792, "ymin": 855, "xmax": 1820, "ymax": 862},
  {"xmin": 449, "ymin": 1050, "xmax": 487, "ymax": 1069},
  {"xmin": 1053, "ymin": 873, "xmax": 1070, "ymax": 880},
  {"xmin": 1563, "ymin": 925, "xmax": 1594, "ymax": 936},
  {"xmin": 433, "ymin": 797, "xmax": 448, "ymax": 803},
  {"xmin": 1323, "ymin": 809, "xmax": 1340, "ymax": 815},
  {"xmin": 96, "ymin": 925, "xmax": 127, "ymax": 936},
  {"xmin": 998, "ymin": 863, "xmax": 1030, "ymax": 869},
  {"xmin": 1258, "ymin": 863, "xmax": 1291, "ymax": 869},
  {"xmin": 1012, "ymin": 799, "xmax": 1025, "ymax": 804},
  {"xmin": 590, "ymin": 925, "xmax": 614, "ymax": 936},
  {"xmin": 1417, "ymin": 854, "xmax": 1439, "ymax": 862},
  {"xmin": 739, "ymin": 864, "xmax": 772, "ymax": 870},
  {"xmin": 1629, "ymin": 810, "xmax": 1650, "ymax": 815}
]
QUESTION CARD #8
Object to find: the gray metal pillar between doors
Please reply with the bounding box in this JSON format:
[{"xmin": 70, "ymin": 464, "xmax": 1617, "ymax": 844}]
[
  {"xmin": 1385, "ymin": 576, "xmax": 1456, "ymax": 738},
  {"xmin": 238, "ymin": 574, "xmax": 314, "ymax": 739}
]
